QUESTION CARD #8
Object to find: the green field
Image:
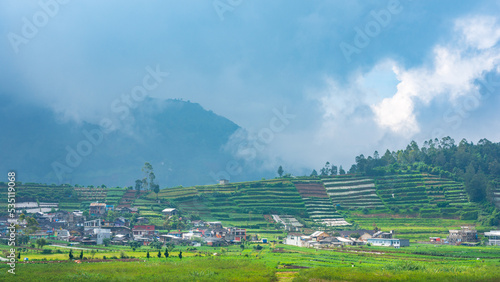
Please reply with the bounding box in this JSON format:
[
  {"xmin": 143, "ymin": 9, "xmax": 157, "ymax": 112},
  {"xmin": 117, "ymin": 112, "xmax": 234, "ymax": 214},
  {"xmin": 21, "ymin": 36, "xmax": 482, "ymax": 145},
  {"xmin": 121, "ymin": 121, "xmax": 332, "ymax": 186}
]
[{"xmin": 1, "ymin": 243, "xmax": 499, "ymax": 281}]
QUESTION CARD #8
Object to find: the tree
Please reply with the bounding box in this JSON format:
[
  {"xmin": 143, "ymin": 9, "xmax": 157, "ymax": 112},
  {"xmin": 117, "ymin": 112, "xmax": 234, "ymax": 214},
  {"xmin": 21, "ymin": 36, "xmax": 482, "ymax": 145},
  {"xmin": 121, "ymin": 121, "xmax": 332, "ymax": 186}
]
[
  {"xmin": 135, "ymin": 179, "xmax": 142, "ymax": 193},
  {"xmin": 17, "ymin": 251, "xmax": 20, "ymax": 260},
  {"xmin": 103, "ymin": 238, "xmax": 111, "ymax": 247},
  {"xmin": 69, "ymin": 249, "xmax": 74, "ymax": 260},
  {"xmin": 330, "ymin": 165, "xmax": 338, "ymax": 176},
  {"xmin": 129, "ymin": 241, "xmax": 141, "ymax": 250},
  {"xmin": 339, "ymin": 166, "xmax": 346, "ymax": 175},
  {"xmin": 164, "ymin": 248, "xmax": 169, "ymax": 258},
  {"xmin": 157, "ymin": 250, "xmax": 162, "ymax": 258},
  {"xmin": 146, "ymin": 251, "xmax": 150, "ymax": 259},
  {"xmin": 79, "ymin": 250, "xmax": 83, "ymax": 260},
  {"xmin": 320, "ymin": 162, "xmax": 330, "ymax": 176},
  {"xmin": 310, "ymin": 169, "xmax": 318, "ymax": 177},
  {"xmin": 35, "ymin": 238, "xmax": 47, "ymax": 249},
  {"xmin": 277, "ymin": 166, "xmax": 284, "ymax": 177},
  {"xmin": 152, "ymin": 183, "xmax": 160, "ymax": 200},
  {"xmin": 150, "ymin": 240, "xmax": 163, "ymax": 250},
  {"xmin": 142, "ymin": 162, "xmax": 154, "ymax": 190},
  {"xmin": 25, "ymin": 217, "xmax": 39, "ymax": 235},
  {"xmin": 350, "ymin": 233, "xmax": 361, "ymax": 239},
  {"xmin": 240, "ymin": 244, "xmax": 245, "ymax": 251},
  {"xmin": 91, "ymin": 249, "xmax": 96, "ymax": 259},
  {"xmin": 178, "ymin": 250, "xmax": 182, "ymax": 259}
]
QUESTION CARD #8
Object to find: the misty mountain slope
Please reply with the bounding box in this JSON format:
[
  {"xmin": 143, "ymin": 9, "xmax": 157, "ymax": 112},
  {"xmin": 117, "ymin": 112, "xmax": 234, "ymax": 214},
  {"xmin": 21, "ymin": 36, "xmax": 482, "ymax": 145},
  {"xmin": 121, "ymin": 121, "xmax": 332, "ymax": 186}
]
[{"xmin": 0, "ymin": 97, "xmax": 244, "ymax": 187}]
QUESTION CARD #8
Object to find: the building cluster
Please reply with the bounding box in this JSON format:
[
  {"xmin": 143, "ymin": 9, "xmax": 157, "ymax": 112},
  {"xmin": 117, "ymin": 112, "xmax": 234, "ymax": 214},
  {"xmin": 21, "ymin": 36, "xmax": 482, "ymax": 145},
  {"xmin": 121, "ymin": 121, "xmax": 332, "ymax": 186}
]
[
  {"xmin": 2, "ymin": 202, "xmax": 249, "ymax": 248},
  {"xmin": 284, "ymin": 229, "xmax": 410, "ymax": 248}
]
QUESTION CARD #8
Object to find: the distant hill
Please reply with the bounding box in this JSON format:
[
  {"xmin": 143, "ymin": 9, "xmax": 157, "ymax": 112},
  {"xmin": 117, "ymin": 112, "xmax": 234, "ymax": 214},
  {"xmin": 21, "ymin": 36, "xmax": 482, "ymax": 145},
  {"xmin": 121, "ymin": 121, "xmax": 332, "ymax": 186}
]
[
  {"xmin": 4, "ymin": 171, "xmax": 498, "ymax": 240},
  {"xmin": 0, "ymin": 96, "xmax": 249, "ymax": 187}
]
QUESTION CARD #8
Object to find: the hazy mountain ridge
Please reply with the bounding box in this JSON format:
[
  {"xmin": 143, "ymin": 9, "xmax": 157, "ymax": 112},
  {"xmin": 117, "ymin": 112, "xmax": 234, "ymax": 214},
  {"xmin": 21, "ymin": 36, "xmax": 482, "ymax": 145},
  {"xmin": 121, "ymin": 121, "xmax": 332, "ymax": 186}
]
[{"xmin": 0, "ymin": 97, "xmax": 248, "ymax": 187}]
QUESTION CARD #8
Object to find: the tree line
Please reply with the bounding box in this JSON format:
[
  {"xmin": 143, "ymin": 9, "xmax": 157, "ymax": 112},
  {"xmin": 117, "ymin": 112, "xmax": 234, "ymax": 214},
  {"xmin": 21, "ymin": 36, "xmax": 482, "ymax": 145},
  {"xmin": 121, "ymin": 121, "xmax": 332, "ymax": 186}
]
[{"xmin": 344, "ymin": 137, "xmax": 500, "ymax": 203}]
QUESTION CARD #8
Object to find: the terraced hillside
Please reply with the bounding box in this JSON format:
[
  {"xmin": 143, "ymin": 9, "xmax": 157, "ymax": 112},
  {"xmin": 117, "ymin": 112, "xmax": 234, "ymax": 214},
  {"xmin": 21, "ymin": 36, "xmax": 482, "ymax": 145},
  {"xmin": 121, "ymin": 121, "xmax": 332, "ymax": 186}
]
[
  {"xmin": 323, "ymin": 176, "xmax": 384, "ymax": 209},
  {"xmin": 374, "ymin": 173, "xmax": 478, "ymax": 218},
  {"xmin": 145, "ymin": 180, "xmax": 309, "ymax": 229},
  {"xmin": 293, "ymin": 181, "xmax": 349, "ymax": 226}
]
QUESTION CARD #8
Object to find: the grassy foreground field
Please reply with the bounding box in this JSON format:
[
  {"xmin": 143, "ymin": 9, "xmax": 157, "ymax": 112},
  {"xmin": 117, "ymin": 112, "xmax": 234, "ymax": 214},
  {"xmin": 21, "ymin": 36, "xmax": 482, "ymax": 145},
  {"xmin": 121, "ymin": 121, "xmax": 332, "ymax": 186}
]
[{"xmin": 1, "ymin": 243, "xmax": 499, "ymax": 281}]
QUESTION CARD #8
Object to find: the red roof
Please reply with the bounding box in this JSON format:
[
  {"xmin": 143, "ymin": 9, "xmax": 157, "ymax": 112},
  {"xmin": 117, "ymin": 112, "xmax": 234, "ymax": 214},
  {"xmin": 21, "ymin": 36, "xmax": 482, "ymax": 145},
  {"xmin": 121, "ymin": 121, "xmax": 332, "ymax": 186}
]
[{"xmin": 133, "ymin": 225, "xmax": 155, "ymax": 231}]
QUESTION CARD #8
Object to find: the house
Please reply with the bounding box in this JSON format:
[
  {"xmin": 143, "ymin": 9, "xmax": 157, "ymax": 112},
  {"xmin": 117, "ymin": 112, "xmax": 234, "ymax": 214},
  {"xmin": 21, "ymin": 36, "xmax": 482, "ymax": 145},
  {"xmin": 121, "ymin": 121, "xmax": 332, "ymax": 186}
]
[
  {"xmin": 284, "ymin": 233, "xmax": 306, "ymax": 247},
  {"xmin": 192, "ymin": 220, "xmax": 205, "ymax": 227},
  {"xmin": 429, "ymin": 237, "xmax": 442, "ymax": 243},
  {"xmin": 337, "ymin": 229, "xmax": 376, "ymax": 240},
  {"xmin": 94, "ymin": 228, "xmax": 111, "ymax": 245},
  {"xmin": 219, "ymin": 179, "xmax": 229, "ymax": 185},
  {"xmin": 89, "ymin": 202, "xmax": 107, "ymax": 217},
  {"xmin": 109, "ymin": 226, "xmax": 132, "ymax": 237},
  {"xmin": 484, "ymin": 230, "xmax": 500, "ymax": 246},
  {"xmin": 160, "ymin": 234, "xmax": 183, "ymax": 243},
  {"xmin": 114, "ymin": 217, "xmax": 128, "ymax": 227},
  {"xmin": 336, "ymin": 237, "xmax": 354, "ymax": 246},
  {"xmin": 226, "ymin": 228, "xmax": 246, "ymax": 242},
  {"xmin": 162, "ymin": 208, "xmax": 178, "ymax": 217},
  {"xmin": 448, "ymin": 226, "xmax": 478, "ymax": 244},
  {"xmin": 112, "ymin": 234, "xmax": 130, "ymax": 245},
  {"xmin": 29, "ymin": 232, "xmax": 50, "ymax": 240},
  {"xmin": 56, "ymin": 229, "xmax": 70, "ymax": 242},
  {"xmin": 133, "ymin": 225, "xmax": 157, "ymax": 238},
  {"xmin": 106, "ymin": 204, "xmax": 114, "ymax": 212},
  {"xmin": 372, "ymin": 230, "xmax": 395, "ymax": 239},
  {"xmin": 136, "ymin": 217, "xmax": 149, "ymax": 225},
  {"xmin": 81, "ymin": 238, "xmax": 97, "ymax": 245},
  {"xmin": 84, "ymin": 219, "xmax": 103, "ymax": 230},
  {"xmin": 183, "ymin": 230, "xmax": 203, "ymax": 240},
  {"xmin": 310, "ymin": 231, "xmax": 330, "ymax": 241},
  {"xmin": 116, "ymin": 207, "xmax": 138, "ymax": 214},
  {"xmin": 207, "ymin": 222, "xmax": 223, "ymax": 229},
  {"xmin": 205, "ymin": 237, "xmax": 227, "ymax": 246},
  {"xmin": 367, "ymin": 238, "xmax": 410, "ymax": 248},
  {"xmin": 318, "ymin": 237, "xmax": 342, "ymax": 247}
]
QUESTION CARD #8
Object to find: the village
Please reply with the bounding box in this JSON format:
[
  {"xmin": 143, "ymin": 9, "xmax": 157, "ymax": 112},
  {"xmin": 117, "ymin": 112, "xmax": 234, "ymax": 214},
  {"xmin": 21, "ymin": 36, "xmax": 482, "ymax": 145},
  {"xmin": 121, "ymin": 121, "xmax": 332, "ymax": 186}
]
[{"xmin": 2, "ymin": 201, "xmax": 499, "ymax": 251}]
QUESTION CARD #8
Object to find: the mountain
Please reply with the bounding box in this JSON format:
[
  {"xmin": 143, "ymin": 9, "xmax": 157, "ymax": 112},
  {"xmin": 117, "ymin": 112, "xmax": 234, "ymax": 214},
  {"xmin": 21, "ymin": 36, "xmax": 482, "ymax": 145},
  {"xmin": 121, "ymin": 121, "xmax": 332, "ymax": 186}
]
[{"xmin": 0, "ymin": 96, "xmax": 248, "ymax": 187}]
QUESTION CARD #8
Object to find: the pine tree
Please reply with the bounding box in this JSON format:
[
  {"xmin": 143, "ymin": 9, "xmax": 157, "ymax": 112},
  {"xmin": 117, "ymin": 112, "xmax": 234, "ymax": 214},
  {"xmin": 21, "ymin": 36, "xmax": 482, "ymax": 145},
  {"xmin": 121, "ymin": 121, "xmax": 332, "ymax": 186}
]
[
  {"xmin": 157, "ymin": 250, "xmax": 161, "ymax": 258},
  {"xmin": 80, "ymin": 250, "xmax": 83, "ymax": 260},
  {"xmin": 147, "ymin": 251, "xmax": 150, "ymax": 259},
  {"xmin": 164, "ymin": 248, "xmax": 169, "ymax": 258},
  {"xmin": 69, "ymin": 250, "xmax": 73, "ymax": 260},
  {"xmin": 178, "ymin": 250, "xmax": 182, "ymax": 259}
]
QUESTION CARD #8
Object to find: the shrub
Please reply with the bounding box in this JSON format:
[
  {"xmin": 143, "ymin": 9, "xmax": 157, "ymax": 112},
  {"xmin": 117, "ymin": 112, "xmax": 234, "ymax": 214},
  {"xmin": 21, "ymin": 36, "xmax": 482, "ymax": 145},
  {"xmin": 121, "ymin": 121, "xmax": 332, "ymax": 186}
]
[
  {"xmin": 253, "ymin": 245, "xmax": 263, "ymax": 251},
  {"xmin": 437, "ymin": 201, "xmax": 450, "ymax": 208},
  {"xmin": 460, "ymin": 211, "xmax": 478, "ymax": 220}
]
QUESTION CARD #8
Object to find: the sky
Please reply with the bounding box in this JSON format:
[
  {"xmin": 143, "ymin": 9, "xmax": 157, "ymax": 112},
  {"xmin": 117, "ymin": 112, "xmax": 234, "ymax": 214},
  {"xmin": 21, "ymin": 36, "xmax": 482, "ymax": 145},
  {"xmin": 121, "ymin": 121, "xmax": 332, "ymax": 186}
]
[{"xmin": 2, "ymin": 0, "xmax": 500, "ymax": 176}]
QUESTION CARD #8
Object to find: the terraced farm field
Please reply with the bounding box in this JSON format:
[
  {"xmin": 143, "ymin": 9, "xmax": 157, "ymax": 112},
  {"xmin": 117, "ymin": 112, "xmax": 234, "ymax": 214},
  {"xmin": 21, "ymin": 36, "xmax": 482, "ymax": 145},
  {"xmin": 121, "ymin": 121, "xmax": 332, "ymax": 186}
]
[
  {"xmin": 374, "ymin": 174, "xmax": 474, "ymax": 218},
  {"xmin": 292, "ymin": 180, "xmax": 349, "ymax": 226},
  {"xmin": 323, "ymin": 176, "xmax": 385, "ymax": 209}
]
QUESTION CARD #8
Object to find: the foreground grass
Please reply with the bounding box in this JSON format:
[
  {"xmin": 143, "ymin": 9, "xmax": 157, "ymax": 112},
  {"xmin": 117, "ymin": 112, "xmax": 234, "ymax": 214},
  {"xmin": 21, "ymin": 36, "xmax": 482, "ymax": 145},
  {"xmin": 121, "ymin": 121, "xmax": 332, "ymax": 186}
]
[
  {"xmin": 0, "ymin": 257, "xmax": 276, "ymax": 281},
  {"xmin": 294, "ymin": 262, "xmax": 500, "ymax": 282},
  {"xmin": 1, "ymin": 243, "xmax": 499, "ymax": 281}
]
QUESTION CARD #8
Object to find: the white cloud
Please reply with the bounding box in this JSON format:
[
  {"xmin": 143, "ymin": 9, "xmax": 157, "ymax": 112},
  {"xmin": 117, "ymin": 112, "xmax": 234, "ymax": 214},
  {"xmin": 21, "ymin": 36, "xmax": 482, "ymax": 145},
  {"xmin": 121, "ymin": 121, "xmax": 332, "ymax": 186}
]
[
  {"xmin": 455, "ymin": 16, "xmax": 500, "ymax": 50},
  {"xmin": 370, "ymin": 15, "xmax": 500, "ymax": 135}
]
